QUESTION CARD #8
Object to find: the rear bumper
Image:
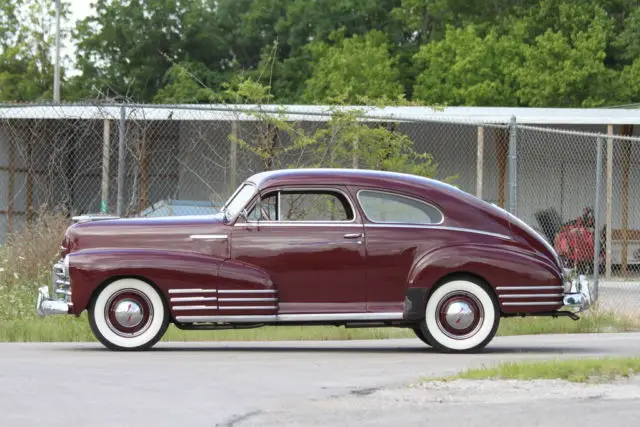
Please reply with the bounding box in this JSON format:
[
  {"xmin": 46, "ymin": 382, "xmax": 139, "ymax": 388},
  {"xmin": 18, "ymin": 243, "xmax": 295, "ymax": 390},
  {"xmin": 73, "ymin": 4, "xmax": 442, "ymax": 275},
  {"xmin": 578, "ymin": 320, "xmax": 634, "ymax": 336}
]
[{"xmin": 561, "ymin": 270, "xmax": 593, "ymax": 313}]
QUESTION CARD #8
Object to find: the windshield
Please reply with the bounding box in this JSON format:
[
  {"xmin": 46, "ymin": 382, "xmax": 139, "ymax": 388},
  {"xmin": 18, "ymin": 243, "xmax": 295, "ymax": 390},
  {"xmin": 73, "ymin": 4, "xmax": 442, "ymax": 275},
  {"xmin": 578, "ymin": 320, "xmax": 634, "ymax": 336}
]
[{"xmin": 223, "ymin": 183, "xmax": 257, "ymax": 220}]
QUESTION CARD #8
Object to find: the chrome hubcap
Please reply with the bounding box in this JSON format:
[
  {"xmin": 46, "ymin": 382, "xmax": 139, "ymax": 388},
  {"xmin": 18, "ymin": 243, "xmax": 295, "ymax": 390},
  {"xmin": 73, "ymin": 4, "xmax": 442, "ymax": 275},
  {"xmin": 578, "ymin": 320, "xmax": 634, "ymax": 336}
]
[
  {"xmin": 104, "ymin": 289, "xmax": 154, "ymax": 338},
  {"xmin": 114, "ymin": 299, "xmax": 144, "ymax": 328},
  {"xmin": 436, "ymin": 291, "xmax": 484, "ymax": 340},
  {"xmin": 443, "ymin": 300, "xmax": 475, "ymax": 330}
]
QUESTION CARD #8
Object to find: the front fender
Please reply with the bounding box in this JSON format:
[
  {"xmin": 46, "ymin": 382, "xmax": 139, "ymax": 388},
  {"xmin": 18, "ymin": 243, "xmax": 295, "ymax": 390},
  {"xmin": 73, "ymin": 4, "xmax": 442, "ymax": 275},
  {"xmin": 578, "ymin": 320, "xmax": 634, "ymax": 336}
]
[
  {"xmin": 68, "ymin": 248, "xmax": 227, "ymax": 315},
  {"xmin": 408, "ymin": 243, "xmax": 562, "ymax": 291}
]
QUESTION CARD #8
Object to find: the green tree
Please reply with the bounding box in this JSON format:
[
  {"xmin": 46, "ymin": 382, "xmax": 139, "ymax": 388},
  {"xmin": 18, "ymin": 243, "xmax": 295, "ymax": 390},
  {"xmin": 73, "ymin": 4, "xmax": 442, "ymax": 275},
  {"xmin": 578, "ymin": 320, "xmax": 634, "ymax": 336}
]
[
  {"xmin": 304, "ymin": 30, "xmax": 404, "ymax": 105},
  {"xmin": 72, "ymin": 0, "xmax": 225, "ymax": 101},
  {"xmin": 303, "ymin": 29, "xmax": 405, "ymax": 104},
  {"xmin": 412, "ymin": 1, "xmax": 622, "ymax": 107},
  {"xmin": 511, "ymin": 2, "xmax": 617, "ymax": 107},
  {"xmin": 412, "ymin": 24, "xmax": 522, "ymax": 106},
  {"xmin": 0, "ymin": 0, "xmax": 70, "ymax": 102}
]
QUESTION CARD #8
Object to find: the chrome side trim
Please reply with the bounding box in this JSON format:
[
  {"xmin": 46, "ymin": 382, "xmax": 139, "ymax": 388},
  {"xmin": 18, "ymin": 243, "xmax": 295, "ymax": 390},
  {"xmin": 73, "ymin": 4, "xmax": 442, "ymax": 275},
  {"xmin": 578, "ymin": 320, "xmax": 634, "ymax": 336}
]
[
  {"xmin": 217, "ymin": 289, "xmax": 278, "ymax": 294},
  {"xmin": 363, "ymin": 223, "xmax": 511, "ymax": 240},
  {"xmin": 168, "ymin": 289, "xmax": 218, "ymax": 294},
  {"xmin": 175, "ymin": 312, "xmax": 405, "ymax": 323},
  {"xmin": 498, "ymin": 293, "xmax": 564, "ymax": 299},
  {"xmin": 177, "ymin": 315, "xmax": 278, "ymax": 323},
  {"xmin": 172, "ymin": 305, "xmax": 218, "ymax": 311},
  {"xmin": 218, "ymin": 297, "xmax": 278, "ymax": 302},
  {"xmin": 496, "ymin": 286, "xmax": 563, "ymax": 291},
  {"xmin": 502, "ymin": 301, "xmax": 561, "ymax": 306},
  {"xmin": 234, "ymin": 222, "xmax": 363, "ymax": 228},
  {"xmin": 189, "ymin": 234, "xmax": 228, "ymax": 240},
  {"xmin": 170, "ymin": 296, "xmax": 218, "ymax": 302},
  {"xmin": 218, "ymin": 306, "xmax": 278, "ymax": 310}
]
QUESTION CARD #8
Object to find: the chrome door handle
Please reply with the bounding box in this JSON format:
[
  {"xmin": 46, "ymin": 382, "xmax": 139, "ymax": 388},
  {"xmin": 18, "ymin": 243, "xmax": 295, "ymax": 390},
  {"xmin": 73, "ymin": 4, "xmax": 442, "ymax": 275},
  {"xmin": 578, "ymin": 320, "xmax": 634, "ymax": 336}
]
[{"xmin": 344, "ymin": 233, "xmax": 363, "ymax": 239}]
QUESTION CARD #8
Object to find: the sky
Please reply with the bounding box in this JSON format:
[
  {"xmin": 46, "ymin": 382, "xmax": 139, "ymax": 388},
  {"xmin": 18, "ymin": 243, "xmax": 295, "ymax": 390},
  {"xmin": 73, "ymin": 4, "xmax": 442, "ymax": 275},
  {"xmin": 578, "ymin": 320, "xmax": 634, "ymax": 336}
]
[
  {"xmin": 61, "ymin": 0, "xmax": 95, "ymax": 72},
  {"xmin": 67, "ymin": 0, "xmax": 93, "ymax": 27}
]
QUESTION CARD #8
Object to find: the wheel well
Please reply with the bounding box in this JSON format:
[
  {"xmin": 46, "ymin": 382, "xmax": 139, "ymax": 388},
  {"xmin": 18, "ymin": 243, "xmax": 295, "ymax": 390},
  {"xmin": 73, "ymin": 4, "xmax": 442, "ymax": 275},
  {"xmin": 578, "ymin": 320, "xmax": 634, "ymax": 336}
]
[
  {"xmin": 88, "ymin": 275, "xmax": 169, "ymax": 315},
  {"xmin": 427, "ymin": 271, "xmax": 497, "ymax": 303}
]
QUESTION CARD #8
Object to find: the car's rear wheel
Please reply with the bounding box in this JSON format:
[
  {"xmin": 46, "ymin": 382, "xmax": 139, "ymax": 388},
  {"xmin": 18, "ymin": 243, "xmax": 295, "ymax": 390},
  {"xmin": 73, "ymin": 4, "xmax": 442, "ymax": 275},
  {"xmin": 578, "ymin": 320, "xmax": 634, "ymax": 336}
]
[
  {"xmin": 419, "ymin": 276, "xmax": 499, "ymax": 353},
  {"xmin": 89, "ymin": 278, "xmax": 169, "ymax": 351}
]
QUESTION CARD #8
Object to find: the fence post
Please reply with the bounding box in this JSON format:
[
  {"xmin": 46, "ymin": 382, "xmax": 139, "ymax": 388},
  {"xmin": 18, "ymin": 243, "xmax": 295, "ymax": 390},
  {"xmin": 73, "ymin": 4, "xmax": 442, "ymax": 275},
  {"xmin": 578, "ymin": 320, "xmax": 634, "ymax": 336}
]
[
  {"xmin": 593, "ymin": 137, "xmax": 604, "ymax": 302},
  {"xmin": 507, "ymin": 116, "xmax": 518, "ymax": 215},
  {"xmin": 605, "ymin": 125, "xmax": 613, "ymax": 278},
  {"xmin": 352, "ymin": 136, "xmax": 359, "ymax": 168},
  {"xmin": 101, "ymin": 119, "xmax": 111, "ymax": 213},
  {"xmin": 476, "ymin": 126, "xmax": 484, "ymax": 198},
  {"xmin": 229, "ymin": 120, "xmax": 238, "ymax": 193},
  {"xmin": 116, "ymin": 105, "xmax": 126, "ymax": 217}
]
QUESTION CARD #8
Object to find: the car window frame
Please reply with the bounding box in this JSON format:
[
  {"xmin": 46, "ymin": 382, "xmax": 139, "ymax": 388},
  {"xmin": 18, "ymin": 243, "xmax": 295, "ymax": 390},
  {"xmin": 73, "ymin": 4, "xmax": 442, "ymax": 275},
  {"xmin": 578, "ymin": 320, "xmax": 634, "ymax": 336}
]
[
  {"xmin": 355, "ymin": 189, "xmax": 445, "ymax": 226},
  {"xmin": 240, "ymin": 186, "xmax": 360, "ymax": 225}
]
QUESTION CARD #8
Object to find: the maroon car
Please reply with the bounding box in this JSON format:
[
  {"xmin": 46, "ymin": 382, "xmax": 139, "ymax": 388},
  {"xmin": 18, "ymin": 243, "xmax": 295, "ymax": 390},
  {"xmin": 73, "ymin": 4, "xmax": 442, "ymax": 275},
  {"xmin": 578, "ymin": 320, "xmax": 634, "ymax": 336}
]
[{"xmin": 36, "ymin": 168, "xmax": 592, "ymax": 352}]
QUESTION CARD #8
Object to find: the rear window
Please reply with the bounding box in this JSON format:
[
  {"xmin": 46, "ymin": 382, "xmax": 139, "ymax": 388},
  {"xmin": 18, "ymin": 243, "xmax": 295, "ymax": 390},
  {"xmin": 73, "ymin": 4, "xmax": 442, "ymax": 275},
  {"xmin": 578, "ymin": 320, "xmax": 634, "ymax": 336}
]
[{"xmin": 357, "ymin": 190, "xmax": 443, "ymax": 224}]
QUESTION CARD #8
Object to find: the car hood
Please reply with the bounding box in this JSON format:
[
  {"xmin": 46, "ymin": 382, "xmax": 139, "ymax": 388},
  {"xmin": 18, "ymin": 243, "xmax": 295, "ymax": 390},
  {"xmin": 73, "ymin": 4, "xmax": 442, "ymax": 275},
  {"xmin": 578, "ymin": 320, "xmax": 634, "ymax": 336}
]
[{"xmin": 63, "ymin": 214, "xmax": 227, "ymax": 255}]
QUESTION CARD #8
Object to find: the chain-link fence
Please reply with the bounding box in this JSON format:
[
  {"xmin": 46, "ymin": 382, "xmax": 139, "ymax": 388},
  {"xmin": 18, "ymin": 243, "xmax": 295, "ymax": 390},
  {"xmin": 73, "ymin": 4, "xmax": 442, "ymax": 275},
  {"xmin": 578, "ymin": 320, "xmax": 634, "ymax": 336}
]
[{"xmin": 0, "ymin": 102, "xmax": 638, "ymax": 315}]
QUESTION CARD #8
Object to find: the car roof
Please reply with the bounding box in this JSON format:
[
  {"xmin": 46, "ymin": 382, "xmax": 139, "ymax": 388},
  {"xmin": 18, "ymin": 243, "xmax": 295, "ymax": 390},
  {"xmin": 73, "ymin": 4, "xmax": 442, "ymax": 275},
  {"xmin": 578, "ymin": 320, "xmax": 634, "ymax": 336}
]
[{"xmin": 245, "ymin": 168, "xmax": 461, "ymax": 195}]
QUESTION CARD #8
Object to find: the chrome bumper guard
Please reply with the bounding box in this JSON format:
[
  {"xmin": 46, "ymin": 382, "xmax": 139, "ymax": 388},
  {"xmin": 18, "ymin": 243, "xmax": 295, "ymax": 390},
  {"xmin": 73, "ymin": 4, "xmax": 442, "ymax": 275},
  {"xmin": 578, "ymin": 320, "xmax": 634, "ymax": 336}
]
[
  {"xmin": 36, "ymin": 260, "xmax": 72, "ymax": 316},
  {"xmin": 561, "ymin": 269, "xmax": 593, "ymax": 313}
]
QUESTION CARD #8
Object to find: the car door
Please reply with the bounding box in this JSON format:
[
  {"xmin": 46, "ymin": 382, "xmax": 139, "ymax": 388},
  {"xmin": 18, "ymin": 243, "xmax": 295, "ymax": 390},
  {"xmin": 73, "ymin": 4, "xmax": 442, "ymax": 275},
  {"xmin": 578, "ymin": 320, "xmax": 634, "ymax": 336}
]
[
  {"xmin": 354, "ymin": 188, "xmax": 445, "ymax": 314},
  {"xmin": 230, "ymin": 185, "xmax": 367, "ymax": 315}
]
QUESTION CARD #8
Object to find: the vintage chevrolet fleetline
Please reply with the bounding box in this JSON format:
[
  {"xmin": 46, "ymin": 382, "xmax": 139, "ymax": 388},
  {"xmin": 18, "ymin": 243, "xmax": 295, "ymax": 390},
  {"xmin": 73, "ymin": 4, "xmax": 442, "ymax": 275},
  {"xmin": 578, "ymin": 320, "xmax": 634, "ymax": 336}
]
[{"xmin": 36, "ymin": 168, "xmax": 592, "ymax": 352}]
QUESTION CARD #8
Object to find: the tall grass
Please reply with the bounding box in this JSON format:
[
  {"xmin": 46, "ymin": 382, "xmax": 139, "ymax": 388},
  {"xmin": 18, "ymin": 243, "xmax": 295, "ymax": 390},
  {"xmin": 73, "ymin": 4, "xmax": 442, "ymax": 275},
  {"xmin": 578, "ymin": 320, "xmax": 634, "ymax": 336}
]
[
  {"xmin": 1, "ymin": 210, "xmax": 639, "ymax": 343},
  {"xmin": 0, "ymin": 210, "xmax": 71, "ymax": 324}
]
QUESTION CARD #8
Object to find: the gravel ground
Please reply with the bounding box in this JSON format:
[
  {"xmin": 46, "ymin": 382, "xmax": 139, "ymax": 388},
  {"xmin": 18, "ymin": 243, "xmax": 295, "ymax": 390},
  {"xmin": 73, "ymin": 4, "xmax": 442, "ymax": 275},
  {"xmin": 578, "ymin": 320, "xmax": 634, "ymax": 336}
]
[{"xmin": 236, "ymin": 377, "xmax": 640, "ymax": 427}]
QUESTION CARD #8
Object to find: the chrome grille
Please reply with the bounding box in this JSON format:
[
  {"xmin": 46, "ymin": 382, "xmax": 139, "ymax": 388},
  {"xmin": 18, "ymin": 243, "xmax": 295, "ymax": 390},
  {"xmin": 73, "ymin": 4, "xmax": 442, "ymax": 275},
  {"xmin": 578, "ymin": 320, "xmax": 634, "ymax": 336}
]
[{"xmin": 52, "ymin": 260, "xmax": 71, "ymax": 303}]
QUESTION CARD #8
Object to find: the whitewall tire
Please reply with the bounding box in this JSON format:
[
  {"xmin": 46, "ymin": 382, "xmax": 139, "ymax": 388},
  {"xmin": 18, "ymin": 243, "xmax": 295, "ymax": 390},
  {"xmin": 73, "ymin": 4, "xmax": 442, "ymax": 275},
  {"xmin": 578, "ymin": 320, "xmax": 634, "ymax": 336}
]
[
  {"xmin": 419, "ymin": 277, "xmax": 499, "ymax": 353},
  {"xmin": 412, "ymin": 327, "xmax": 434, "ymax": 347},
  {"xmin": 89, "ymin": 278, "xmax": 169, "ymax": 351}
]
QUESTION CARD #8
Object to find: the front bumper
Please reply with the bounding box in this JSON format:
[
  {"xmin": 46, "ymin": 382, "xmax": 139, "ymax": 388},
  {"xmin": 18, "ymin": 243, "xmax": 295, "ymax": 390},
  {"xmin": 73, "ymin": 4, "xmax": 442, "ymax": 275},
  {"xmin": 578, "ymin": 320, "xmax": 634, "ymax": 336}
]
[
  {"xmin": 561, "ymin": 270, "xmax": 593, "ymax": 313},
  {"xmin": 36, "ymin": 259, "xmax": 72, "ymax": 316},
  {"xmin": 36, "ymin": 286, "xmax": 71, "ymax": 315}
]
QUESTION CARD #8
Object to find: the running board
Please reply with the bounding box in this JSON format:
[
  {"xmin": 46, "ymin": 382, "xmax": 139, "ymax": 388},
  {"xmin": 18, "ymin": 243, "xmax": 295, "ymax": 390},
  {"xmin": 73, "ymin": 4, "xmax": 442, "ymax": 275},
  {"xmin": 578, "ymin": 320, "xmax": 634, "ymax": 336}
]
[{"xmin": 174, "ymin": 312, "xmax": 405, "ymax": 324}]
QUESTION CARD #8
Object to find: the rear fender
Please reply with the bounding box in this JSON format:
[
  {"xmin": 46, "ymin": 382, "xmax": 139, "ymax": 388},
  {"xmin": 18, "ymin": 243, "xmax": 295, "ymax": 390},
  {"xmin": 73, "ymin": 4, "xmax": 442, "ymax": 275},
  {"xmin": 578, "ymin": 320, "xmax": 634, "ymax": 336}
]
[
  {"xmin": 407, "ymin": 243, "xmax": 562, "ymax": 295},
  {"xmin": 402, "ymin": 244, "xmax": 563, "ymax": 321}
]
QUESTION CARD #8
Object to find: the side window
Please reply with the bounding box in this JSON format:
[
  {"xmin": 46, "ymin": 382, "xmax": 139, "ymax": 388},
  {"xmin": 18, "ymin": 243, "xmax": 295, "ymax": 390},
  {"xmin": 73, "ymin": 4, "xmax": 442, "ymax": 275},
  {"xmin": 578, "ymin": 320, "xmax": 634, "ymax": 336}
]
[
  {"xmin": 247, "ymin": 192, "xmax": 277, "ymax": 221},
  {"xmin": 280, "ymin": 190, "xmax": 353, "ymax": 222},
  {"xmin": 357, "ymin": 190, "xmax": 443, "ymax": 224},
  {"xmin": 246, "ymin": 189, "xmax": 354, "ymax": 222}
]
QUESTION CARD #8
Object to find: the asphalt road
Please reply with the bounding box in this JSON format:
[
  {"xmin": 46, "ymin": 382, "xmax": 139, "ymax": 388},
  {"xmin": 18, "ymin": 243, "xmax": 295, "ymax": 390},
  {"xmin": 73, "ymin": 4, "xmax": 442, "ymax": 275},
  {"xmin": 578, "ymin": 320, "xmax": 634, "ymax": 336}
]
[{"xmin": 2, "ymin": 333, "xmax": 640, "ymax": 427}]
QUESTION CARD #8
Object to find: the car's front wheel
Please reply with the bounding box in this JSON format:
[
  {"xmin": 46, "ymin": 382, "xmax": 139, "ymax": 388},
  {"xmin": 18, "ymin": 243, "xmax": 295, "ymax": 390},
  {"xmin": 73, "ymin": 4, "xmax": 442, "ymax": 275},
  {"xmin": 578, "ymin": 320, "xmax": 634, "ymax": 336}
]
[
  {"xmin": 88, "ymin": 278, "xmax": 169, "ymax": 351},
  {"xmin": 412, "ymin": 327, "xmax": 433, "ymax": 347},
  {"xmin": 419, "ymin": 276, "xmax": 499, "ymax": 353}
]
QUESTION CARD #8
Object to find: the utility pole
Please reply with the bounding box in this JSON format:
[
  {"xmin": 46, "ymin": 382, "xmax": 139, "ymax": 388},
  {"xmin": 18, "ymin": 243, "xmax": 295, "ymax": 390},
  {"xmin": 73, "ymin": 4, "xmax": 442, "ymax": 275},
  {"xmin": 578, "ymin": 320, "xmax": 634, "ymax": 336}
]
[{"xmin": 53, "ymin": 0, "xmax": 61, "ymax": 103}]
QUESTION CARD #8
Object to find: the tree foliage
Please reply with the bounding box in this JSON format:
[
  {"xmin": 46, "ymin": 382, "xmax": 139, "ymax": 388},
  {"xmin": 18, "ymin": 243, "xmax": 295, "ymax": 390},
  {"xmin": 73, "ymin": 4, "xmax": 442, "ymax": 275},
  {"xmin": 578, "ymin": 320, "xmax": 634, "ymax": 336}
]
[
  {"xmin": 3, "ymin": 0, "xmax": 640, "ymax": 107},
  {"xmin": 0, "ymin": 0, "xmax": 70, "ymax": 101},
  {"xmin": 303, "ymin": 29, "xmax": 405, "ymax": 104},
  {"xmin": 223, "ymin": 78, "xmax": 451, "ymax": 181}
]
